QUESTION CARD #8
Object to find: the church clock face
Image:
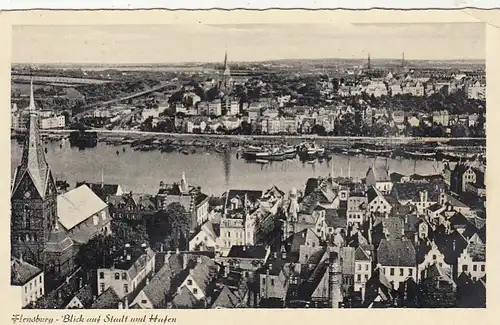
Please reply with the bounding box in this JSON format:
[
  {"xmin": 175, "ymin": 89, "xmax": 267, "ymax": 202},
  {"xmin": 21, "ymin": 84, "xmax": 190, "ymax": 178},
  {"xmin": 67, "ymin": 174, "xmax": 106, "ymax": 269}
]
[{"xmin": 24, "ymin": 191, "xmax": 31, "ymax": 199}]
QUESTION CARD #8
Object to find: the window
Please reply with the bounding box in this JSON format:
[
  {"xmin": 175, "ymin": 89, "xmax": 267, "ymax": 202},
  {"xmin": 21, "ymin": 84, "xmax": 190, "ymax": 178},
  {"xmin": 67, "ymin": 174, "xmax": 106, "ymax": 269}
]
[
  {"xmin": 270, "ymin": 279, "xmax": 275, "ymax": 286},
  {"xmin": 100, "ymin": 283, "xmax": 105, "ymax": 293},
  {"xmin": 25, "ymin": 287, "xmax": 27, "ymax": 293},
  {"xmin": 357, "ymin": 274, "xmax": 361, "ymax": 281},
  {"xmin": 390, "ymin": 268, "xmax": 395, "ymax": 276},
  {"xmin": 30, "ymin": 283, "xmax": 32, "ymax": 290},
  {"xmin": 193, "ymin": 288, "xmax": 198, "ymax": 294},
  {"xmin": 399, "ymin": 268, "xmax": 404, "ymax": 276},
  {"xmin": 99, "ymin": 272, "xmax": 104, "ymax": 279},
  {"xmin": 481, "ymin": 265, "xmax": 485, "ymax": 272},
  {"xmin": 124, "ymin": 284, "xmax": 129, "ymax": 294},
  {"xmin": 462, "ymin": 265, "xmax": 468, "ymax": 272},
  {"xmin": 365, "ymin": 274, "xmax": 369, "ymax": 280},
  {"xmin": 187, "ymin": 280, "xmax": 192, "ymax": 286},
  {"xmin": 365, "ymin": 264, "xmax": 369, "ymax": 271},
  {"xmin": 473, "ymin": 265, "xmax": 477, "ymax": 272},
  {"xmin": 204, "ymin": 236, "xmax": 208, "ymax": 242},
  {"xmin": 122, "ymin": 272, "xmax": 127, "ymax": 280},
  {"xmin": 40, "ymin": 288, "xmax": 43, "ymax": 296},
  {"xmin": 439, "ymin": 263, "xmax": 443, "ymax": 267},
  {"xmin": 357, "ymin": 264, "xmax": 361, "ymax": 271},
  {"xmin": 432, "ymin": 254, "xmax": 437, "ymax": 260},
  {"xmin": 115, "ymin": 273, "xmax": 120, "ymax": 280},
  {"xmin": 141, "ymin": 300, "xmax": 147, "ymax": 304}
]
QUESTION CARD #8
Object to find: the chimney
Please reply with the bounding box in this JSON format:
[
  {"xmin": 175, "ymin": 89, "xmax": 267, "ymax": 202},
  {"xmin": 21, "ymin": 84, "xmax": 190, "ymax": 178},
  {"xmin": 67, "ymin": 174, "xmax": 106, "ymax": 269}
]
[
  {"xmin": 118, "ymin": 301, "xmax": 123, "ymax": 309},
  {"xmin": 224, "ymin": 265, "xmax": 230, "ymax": 277},
  {"xmin": 146, "ymin": 278, "xmax": 150, "ymax": 286},
  {"xmin": 282, "ymin": 251, "xmax": 287, "ymax": 260},
  {"xmin": 177, "ymin": 286, "xmax": 182, "ymax": 295},
  {"xmin": 126, "ymin": 255, "xmax": 131, "ymax": 261},
  {"xmin": 124, "ymin": 297, "xmax": 129, "ymax": 309},
  {"xmin": 79, "ymin": 277, "xmax": 83, "ymax": 289},
  {"xmin": 360, "ymin": 285, "xmax": 366, "ymax": 303},
  {"xmin": 160, "ymin": 244, "xmax": 164, "ymax": 253}
]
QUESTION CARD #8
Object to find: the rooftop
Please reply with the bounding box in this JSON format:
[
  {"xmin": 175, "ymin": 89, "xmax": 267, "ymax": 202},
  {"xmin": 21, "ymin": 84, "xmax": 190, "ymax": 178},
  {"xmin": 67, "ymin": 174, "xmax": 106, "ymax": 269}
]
[
  {"xmin": 57, "ymin": 185, "xmax": 107, "ymax": 230},
  {"xmin": 11, "ymin": 257, "xmax": 43, "ymax": 286}
]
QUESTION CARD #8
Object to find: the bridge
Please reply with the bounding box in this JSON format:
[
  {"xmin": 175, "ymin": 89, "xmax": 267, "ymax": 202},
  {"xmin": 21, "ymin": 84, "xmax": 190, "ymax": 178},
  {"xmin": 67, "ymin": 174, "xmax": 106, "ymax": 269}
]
[{"xmin": 74, "ymin": 81, "xmax": 175, "ymax": 118}]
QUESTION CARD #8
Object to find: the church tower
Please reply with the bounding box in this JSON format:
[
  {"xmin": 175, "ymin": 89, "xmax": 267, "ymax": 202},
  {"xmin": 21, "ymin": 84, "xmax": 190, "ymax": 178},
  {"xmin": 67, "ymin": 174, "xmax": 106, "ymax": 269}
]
[
  {"xmin": 220, "ymin": 50, "xmax": 233, "ymax": 96},
  {"xmin": 11, "ymin": 80, "xmax": 58, "ymax": 267}
]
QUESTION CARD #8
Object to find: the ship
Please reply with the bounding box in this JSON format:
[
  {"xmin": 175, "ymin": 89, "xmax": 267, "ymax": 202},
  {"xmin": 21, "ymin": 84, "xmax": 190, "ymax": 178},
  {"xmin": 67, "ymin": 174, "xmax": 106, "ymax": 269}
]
[
  {"xmin": 298, "ymin": 142, "xmax": 325, "ymax": 156},
  {"xmin": 403, "ymin": 150, "xmax": 436, "ymax": 160}
]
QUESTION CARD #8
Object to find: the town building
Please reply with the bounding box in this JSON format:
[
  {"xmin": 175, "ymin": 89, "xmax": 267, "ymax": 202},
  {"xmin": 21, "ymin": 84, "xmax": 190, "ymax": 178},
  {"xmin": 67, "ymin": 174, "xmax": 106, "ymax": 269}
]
[
  {"xmin": 11, "ymin": 257, "xmax": 45, "ymax": 308},
  {"xmin": 97, "ymin": 244, "xmax": 156, "ymax": 298}
]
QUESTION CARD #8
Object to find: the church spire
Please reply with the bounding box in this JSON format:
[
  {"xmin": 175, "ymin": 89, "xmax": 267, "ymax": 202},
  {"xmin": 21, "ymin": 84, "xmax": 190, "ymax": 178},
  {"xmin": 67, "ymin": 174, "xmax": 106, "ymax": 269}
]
[
  {"xmin": 29, "ymin": 78, "xmax": 36, "ymax": 112},
  {"xmin": 223, "ymin": 50, "xmax": 230, "ymax": 77},
  {"xmin": 12, "ymin": 78, "xmax": 51, "ymax": 199}
]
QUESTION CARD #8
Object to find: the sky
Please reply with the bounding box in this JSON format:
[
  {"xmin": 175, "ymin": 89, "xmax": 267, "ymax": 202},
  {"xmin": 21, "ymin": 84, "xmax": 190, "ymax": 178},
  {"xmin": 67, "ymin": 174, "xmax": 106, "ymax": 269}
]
[{"xmin": 11, "ymin": 23, "xmax": 485, "ymax": 64}]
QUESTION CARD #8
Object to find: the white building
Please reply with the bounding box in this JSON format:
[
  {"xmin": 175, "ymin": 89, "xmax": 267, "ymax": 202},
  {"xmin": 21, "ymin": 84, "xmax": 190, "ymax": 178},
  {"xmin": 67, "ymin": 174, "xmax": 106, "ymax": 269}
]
[
  {"xmin": 11, "ymin": 257, "xmax": 45, "ymax": 308},
  {"xmin": 377, "ymin": 239, "xmax": 417, "ymax": 290},
  {"xmin": 40, "ymin": 115, "xmax": 65, "ymax": 129}
]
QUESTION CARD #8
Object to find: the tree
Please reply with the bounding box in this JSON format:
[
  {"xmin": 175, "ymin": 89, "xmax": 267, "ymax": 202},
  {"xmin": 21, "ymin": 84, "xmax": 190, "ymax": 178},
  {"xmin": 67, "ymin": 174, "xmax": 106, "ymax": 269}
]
[{"xmin": 148, "ymin": 202, "xmax": 190, "ymax": 251}]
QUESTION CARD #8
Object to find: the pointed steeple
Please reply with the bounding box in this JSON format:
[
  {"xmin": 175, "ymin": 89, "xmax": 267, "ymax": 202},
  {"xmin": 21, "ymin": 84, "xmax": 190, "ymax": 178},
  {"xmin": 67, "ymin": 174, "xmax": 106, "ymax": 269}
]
[
  {"xmin": 28, "ymin": 78, "xmax": 36, "ymax": 112},
  {"xmin": 11, "ymin": 79, "xmax": 51, "ymax": 199},
  {"xmin": 367, "ymin": 52, "xmax": 371, "ymax": 70},
  {"xmin": 223, "ymin": 50, "xmax": 230, "ymax": 76}
]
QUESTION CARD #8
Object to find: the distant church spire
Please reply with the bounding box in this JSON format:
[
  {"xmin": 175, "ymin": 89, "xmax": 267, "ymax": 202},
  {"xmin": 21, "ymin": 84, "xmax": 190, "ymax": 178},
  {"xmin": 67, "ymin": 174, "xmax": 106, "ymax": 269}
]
[
  {"xmin": 11, "ymin": 78, "xmax": 51, "ymax": 199},
  {"xmin": 223, "ymin": 50, "xmax": 230, "ymax": 76},
  {"xmin": 367, "ymin": 52, "xmax": 371, "ymax": 70},
  {"xmin": 402, "ymin": 52, "xmax": 405, "ymax": 69}
]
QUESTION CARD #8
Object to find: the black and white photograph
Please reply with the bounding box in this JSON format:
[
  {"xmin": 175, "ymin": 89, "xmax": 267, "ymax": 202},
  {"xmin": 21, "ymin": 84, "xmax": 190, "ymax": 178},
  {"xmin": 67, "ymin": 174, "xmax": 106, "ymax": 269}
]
[{"xmin": 9, "ymin": 20, "xmax": 486, "ymax": 309}]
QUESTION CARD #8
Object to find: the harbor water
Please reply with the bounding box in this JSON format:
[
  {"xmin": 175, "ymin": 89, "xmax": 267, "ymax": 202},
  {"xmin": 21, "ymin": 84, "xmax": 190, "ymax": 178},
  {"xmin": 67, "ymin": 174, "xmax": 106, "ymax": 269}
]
[{"xmin": 10, "ymin": 139, "xmax": 445, "ymax": 196}]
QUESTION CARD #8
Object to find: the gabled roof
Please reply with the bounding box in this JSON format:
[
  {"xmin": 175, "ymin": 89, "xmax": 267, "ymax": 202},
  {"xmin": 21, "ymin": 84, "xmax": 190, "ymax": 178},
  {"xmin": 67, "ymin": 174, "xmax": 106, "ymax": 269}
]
[
  {"xmin": 142, "ymin": 262, "xmax": 172, "ymax": 308},
  {"xmin": 11, "ymin": 257, "xmax": 43, "ymax": 286},
  {"xmin": 57, "ymin": 185, "xmax": 107, "ymax": 230},
  {"xmin": 70, "ymin": 284, "xmax": 94, "ymax": 308},
  {"xmin": 211, "ymin": 286, "xmax": 242, "ymax": 308},
  {"xmin": 355, "ymin": 246, "xmax": 371, "ymax": 261},
  {"xmin": 171, "ymin": 286, "xmax": 199, "ymax": 308},
  {"xmin": 367, "ymin": 166, "xmax": 391, "ymax": 182},
  {"xmin": 367, "ymin": 186, "xmax": 385, "ymax": 204},
  {"xmin": 377, "ymin": 238, "xmax": 416, "ymax": 267},
  {"xmin": 91, "ymin": 287, "xmax": 120, "ymax": 309},
  {"xmin": 423, "ymin": 263, "xmax": 455, "ymax": 287}
]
